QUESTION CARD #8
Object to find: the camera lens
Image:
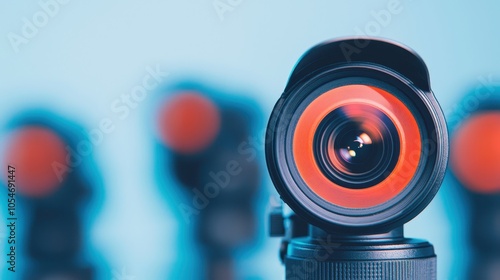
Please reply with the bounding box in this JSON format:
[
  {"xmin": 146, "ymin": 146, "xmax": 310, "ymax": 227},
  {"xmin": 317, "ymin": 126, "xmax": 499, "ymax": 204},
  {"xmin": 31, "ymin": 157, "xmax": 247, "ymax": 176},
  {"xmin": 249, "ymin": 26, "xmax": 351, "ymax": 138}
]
[
  {"xmin": 314, "ymin": 102, "xmax": 400, "ymax": 189},
  {"xmin": 267, "ymin": 38, "xmax": 448, "ymax": 280},
  {"xmin": 293, "ymin": 84, "xmax": 421, "ymax": 209},
  {"xmin": 266, "ymin": 38, "xmax": 448, "ymax": 232}
]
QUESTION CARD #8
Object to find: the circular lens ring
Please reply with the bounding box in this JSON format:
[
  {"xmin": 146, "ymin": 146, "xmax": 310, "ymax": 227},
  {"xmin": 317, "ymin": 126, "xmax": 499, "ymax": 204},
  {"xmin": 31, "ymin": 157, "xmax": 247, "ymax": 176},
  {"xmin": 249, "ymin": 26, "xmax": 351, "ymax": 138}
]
[
  {"xmin": 293, "ymin": 84, "xmax": 421, "ymax": 208},
  {"xmin": 314, "ymin": 104, "xmax": 400, "ymax": 189}
]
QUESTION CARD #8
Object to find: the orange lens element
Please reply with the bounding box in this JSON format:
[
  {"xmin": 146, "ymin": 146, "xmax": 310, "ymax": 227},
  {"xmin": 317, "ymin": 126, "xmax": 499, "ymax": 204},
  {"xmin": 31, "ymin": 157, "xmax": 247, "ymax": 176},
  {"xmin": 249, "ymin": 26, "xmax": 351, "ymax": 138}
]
[
  {"xmin": 293, "ymin": 85, "xmax": 421, "ymax": 208},
  {"xmin": 2, "ymin": 126, "xmax": 68, "ymax": 197},
  {"xmin": 157, "ymin": 91, "xmax": 221, "ymax": 154},
  {"xmin": 450, "ymin": 112, "xmax": 500, "ymax": 193}
]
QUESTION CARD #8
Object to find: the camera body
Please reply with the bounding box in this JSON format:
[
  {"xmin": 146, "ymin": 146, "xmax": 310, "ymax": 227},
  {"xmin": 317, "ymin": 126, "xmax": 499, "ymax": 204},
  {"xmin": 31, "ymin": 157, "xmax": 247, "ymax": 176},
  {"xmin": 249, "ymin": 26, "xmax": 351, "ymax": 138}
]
[{"xmin": 266, "ymin": 38, "xmax": 448, "ymax": 279}]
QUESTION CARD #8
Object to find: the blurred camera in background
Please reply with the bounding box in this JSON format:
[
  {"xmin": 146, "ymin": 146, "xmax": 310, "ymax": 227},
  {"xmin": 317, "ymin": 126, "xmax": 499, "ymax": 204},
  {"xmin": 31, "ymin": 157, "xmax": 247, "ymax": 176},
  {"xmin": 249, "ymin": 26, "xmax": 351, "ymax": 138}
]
[
  {"xmin": 1, "ymin": 110, "xmax": 106, "ymax": 280},
  {"xmin": 154, "ymin": 82, "xmax": 263, "ymax": 280}
]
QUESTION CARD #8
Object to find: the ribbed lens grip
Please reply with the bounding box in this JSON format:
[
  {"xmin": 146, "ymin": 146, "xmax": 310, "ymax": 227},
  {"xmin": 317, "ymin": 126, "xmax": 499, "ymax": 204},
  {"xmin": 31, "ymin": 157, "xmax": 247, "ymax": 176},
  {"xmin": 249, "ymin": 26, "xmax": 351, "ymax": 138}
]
[{"xmin": 285, "ymin": 256, "xmax": 436, "ymax": 280}]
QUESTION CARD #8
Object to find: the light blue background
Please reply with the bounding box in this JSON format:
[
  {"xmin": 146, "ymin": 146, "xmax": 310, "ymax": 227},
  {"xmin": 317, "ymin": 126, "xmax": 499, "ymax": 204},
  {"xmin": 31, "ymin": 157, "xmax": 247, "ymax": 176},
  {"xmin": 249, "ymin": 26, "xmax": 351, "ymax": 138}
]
[{"xmin": 1, "ymin": 1, "xmax": 500, "ymax": 279}]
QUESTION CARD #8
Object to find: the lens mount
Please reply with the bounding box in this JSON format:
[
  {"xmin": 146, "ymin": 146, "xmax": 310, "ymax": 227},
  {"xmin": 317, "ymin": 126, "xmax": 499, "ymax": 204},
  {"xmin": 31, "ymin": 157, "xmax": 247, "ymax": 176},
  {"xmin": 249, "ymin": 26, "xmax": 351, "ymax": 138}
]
[{"xmin": 265, "ymin": 38, "xmax": 448, "ymax": 233}]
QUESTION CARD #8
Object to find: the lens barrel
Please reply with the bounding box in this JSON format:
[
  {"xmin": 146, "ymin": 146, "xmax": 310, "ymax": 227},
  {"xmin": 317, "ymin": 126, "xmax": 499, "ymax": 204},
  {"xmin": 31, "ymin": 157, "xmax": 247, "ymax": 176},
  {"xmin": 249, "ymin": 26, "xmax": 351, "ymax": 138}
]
[{"xmin": 266, "ymin": 38, "xmax": 448, "ymax": 233}]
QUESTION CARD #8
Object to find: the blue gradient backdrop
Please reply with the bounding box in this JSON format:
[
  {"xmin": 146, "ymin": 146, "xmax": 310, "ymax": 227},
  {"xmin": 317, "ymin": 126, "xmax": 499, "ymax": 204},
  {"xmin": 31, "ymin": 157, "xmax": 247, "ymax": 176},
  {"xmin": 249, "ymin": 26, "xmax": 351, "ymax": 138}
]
[{"xmin": 1, "ymin": 1, "xmax": 500, "ymax": 279}]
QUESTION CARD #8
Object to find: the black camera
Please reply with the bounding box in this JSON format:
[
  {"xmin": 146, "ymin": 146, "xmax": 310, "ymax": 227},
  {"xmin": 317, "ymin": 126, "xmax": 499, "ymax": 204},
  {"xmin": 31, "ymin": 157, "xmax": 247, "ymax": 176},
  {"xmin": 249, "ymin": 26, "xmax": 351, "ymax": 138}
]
[{"xmin": 266, "ymin": 38, "xmax": 448, "ymax": 279}]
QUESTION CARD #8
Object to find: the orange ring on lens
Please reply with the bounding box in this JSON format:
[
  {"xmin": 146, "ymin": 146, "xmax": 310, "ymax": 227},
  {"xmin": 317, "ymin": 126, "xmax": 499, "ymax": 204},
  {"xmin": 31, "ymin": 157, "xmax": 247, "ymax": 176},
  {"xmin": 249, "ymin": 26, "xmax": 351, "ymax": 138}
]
[{"xmin": 293, "ymin": 85, "xmax": 421, "ymax": 208}]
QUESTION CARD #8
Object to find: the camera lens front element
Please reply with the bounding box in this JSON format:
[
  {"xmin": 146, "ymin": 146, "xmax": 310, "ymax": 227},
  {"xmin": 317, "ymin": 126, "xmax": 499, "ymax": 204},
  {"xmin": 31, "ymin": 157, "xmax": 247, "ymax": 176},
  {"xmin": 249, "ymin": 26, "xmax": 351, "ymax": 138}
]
[
  {"xmin": 293, "ymin": 84, "xmax": 421, "ymax": 208},
  {"xmin": 314, "ymin": 103, "xmax": 400, "ymax": 190}
]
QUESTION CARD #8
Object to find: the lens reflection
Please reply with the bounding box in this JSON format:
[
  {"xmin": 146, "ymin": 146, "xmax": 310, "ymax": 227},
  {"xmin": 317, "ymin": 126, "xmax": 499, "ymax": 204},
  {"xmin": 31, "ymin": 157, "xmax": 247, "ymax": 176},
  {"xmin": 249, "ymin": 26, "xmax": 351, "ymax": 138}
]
[
  {"xmin": 314, "ymin": 104, "xmax": 400, "ymax": 189},
  {"xmin": 336, "ymin": 130, "xmax": 377, "ymax": 168}
]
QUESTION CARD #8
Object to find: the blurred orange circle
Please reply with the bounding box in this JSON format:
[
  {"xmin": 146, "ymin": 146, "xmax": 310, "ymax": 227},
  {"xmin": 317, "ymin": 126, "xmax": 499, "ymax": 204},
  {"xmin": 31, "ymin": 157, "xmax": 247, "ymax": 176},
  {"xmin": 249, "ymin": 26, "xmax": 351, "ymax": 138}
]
[
  {"xmin": 3, "ymin": 126, "xmax": 68, "ymax": 197},
  {"xmin": 157, "ymin": 91, "xmax": 221, "ymax": 154},
  {"xmin": 451, "ymin": 112, "xmax": 500, "ymax": 193}
]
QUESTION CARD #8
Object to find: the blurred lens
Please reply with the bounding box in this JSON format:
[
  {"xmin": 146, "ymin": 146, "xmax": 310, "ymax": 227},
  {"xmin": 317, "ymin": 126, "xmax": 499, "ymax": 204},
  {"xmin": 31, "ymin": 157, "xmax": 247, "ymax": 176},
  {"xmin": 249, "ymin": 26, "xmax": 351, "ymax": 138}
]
[
  {"xmin": 450, "ymin": 111, "xmax": 500, "ymax": 193},
  {"xmin": 2, "ymin": 126, "xmax": 68, "ymax": 197},
  {"xmin": 314, "ymin": 104, "xmax": 400, "ymax": 189},
  {"xmin": 157, "ymin": 91, "xmax": 221, "ymax": 154}
]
